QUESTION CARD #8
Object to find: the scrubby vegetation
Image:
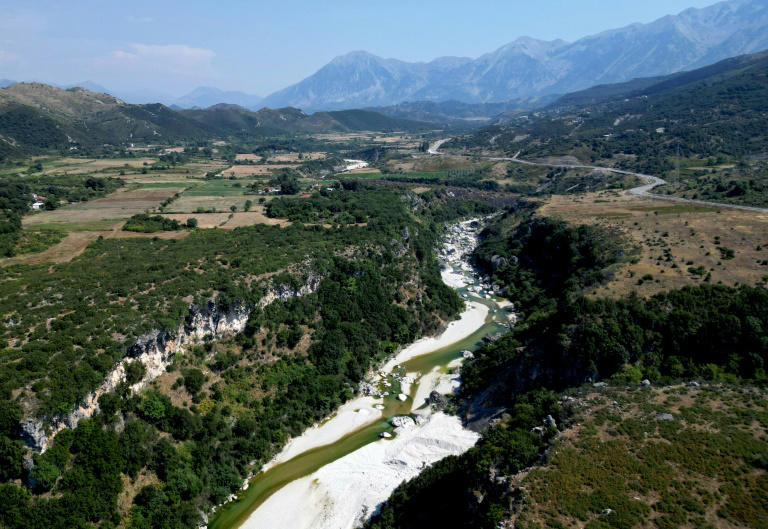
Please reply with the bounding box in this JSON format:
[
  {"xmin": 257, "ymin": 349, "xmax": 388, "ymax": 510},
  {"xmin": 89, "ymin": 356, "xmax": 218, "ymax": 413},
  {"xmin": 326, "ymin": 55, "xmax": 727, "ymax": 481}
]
[
  {"xmin": 267, "ymin": 186, "xmax": 400, "ymax": 224},
  {"xmin": 516, "ymin": 384, "xmax": 768, "ymax": 529}
]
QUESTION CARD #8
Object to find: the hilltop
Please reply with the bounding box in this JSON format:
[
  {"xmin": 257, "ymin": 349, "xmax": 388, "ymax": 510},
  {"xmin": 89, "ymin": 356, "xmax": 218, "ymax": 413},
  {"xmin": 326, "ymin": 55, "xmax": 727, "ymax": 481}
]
[{"xmin": 0, "ymin": 84, "xmax": 432, "ymax": 159}]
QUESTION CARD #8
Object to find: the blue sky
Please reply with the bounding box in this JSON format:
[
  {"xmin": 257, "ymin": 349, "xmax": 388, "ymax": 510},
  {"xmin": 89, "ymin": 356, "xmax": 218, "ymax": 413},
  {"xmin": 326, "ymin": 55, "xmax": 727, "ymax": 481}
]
[{"xmin": 0, "ymin": 0, "xmax": 720, "ymax": 99}]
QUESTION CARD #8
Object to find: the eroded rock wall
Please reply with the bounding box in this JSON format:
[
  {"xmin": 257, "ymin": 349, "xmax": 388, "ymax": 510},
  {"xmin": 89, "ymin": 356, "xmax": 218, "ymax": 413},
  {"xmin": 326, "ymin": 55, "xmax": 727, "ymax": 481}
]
[{"xmin": 21, "ymin": 274, "xmax": 323, "ymax": 452}]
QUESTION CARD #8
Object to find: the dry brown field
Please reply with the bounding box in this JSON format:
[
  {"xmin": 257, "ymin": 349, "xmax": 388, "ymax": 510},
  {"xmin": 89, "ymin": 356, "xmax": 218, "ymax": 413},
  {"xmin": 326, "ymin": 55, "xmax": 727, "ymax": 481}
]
[
  {"xmin": 220, "ymin": 210, "xmax": 290, "ymax": 228},
  {"xmin": 343, "ymin": 167, "xmax": 381, "ymax": 175},
  {"xmin": 167, "ymin": 195, "xmax": 252, "ymax": 213},
  {"xmin": 221, "ymin": 164, "xmax": 296, "ymax": 177},
  {"xmin": 539, "ymin": 190, "xmax": 768, "ymax": 297},
  {"xmin": 24, "ymin": 188, "xmax": 185, "ymax": 228},
  {"xmin": 159, "ymin": 213, "xmax": 233, "ymax": 229},
  {"xmin": 5, "ymin": 187, "xmax": 185, "ymax": 265},
  {"xmin": 267, "ymin": 152, "xmax": 326, "ymax": 162},
  {"xmin": 158, "ymin": 211, "xmax": 289, "ymax": 229},
  {"xmin": 234, "ymin": 154, "xmax": 263, "ymax": 162}
]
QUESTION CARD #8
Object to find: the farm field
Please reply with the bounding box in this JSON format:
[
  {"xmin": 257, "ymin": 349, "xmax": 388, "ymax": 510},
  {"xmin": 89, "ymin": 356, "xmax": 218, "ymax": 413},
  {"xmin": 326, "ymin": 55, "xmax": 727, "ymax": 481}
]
[
  {"xmin": 0, "ymin": 147, "xmax": 318, "ymax": 263},
  {"xmin": 267, "ymin": 152, "xmax": 326, "ymax": 162},
  {"xmin": 161, "ymin": 210, "xmax": 290, "ymax": 229},
  {"xmin": 221, "ymin": 164, "xmax": 296, "ymax": 177}
]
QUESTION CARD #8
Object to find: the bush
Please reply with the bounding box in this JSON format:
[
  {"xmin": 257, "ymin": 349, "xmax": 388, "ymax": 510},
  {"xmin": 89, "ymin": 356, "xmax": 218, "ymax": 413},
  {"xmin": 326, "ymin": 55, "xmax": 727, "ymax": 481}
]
[{"xmin": 182, "ymin": 368, "xmax": 205, "ymax": 395}]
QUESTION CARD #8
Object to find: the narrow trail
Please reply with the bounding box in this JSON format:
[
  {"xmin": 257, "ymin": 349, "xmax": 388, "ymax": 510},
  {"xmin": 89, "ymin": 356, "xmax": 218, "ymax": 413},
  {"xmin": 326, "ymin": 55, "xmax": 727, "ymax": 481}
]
[{"xmin": 427, "ymin": 139, "xmax": 768, "ymax": 213}]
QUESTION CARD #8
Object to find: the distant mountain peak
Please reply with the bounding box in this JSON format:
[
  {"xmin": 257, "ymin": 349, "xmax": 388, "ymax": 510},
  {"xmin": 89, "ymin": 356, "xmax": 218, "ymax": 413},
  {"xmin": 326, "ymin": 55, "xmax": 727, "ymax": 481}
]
[
  {"xmin": 332, "ymin": 50, "xmax": 380, "ymax": 62},
  {"xmin": 262, "ymin": 0, "xmax": 768, "ymax": 110}
]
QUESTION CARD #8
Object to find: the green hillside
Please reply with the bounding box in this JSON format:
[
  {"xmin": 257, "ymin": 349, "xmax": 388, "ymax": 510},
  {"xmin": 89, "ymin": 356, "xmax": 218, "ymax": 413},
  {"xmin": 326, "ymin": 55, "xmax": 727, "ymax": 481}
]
[{"xmin": 456, "ymin": 50, "xmax": 768, "ymax": 206}]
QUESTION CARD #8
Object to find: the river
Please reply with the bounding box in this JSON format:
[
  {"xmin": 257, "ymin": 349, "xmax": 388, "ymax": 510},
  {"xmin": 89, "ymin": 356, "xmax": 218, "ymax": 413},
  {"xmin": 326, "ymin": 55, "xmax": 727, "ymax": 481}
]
[{"xmin": 208, "ymin": 218, "xmax": 513, "ymax": 529}]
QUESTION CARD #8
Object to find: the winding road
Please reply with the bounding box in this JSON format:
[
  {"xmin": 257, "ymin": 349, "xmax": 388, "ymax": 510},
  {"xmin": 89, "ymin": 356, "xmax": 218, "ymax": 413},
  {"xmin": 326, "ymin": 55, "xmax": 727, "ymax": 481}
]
[{"xmin": 428, "ymin": 139, "xmax": 768, "ymax": 213}]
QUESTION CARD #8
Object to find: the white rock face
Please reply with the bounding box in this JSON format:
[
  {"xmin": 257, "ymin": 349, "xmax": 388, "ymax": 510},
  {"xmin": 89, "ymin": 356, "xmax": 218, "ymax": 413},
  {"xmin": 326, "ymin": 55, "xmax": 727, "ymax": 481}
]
[{"xmin": 22, "ymin": 275, "xmax": 323, "ymax": 452}]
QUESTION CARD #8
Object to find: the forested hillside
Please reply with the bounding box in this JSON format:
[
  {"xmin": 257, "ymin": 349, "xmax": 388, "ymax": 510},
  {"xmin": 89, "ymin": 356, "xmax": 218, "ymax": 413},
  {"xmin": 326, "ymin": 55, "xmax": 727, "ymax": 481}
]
[
  {"xmin": 454, "ymin": 50, "xmax": 768, "ymax": 206},
  {"xmin": 0, "ymin": 186, "xmax": 494, "ymax": 529}
]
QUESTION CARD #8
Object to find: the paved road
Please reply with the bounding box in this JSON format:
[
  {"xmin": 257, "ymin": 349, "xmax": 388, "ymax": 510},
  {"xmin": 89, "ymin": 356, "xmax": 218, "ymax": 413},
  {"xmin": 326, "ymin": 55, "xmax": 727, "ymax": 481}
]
[{"xmin": 427, "ymin": 139, "xmax": 768, "ymax": 213}]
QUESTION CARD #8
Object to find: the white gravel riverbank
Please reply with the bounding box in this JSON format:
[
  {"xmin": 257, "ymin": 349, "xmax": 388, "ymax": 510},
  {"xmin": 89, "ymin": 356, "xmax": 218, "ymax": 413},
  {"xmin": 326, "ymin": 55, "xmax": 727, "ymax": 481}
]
[{"xmin": 241, "ymin": 412, "xmax": 479, "ymax": 529}]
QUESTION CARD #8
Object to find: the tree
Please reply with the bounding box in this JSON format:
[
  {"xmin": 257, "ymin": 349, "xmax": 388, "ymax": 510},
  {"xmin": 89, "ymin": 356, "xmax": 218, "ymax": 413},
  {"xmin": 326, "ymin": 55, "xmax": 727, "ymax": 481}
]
[
  {"xmin": 0, "ymin": 438, "xmax": 23, "ymax": 481},
  {"xmin": 280, "ymin": 177, "xmax": 300, "ymax": 195},
  {"xmin": 124, "ymin": 360, "xmax": 146, "ymax": 385},
  {"xmin": 186, "ymin": 218, "xmax": 198, "ymax": 228},
  {"xmin": 244, "ymin": 200, "xmax": 253, "ymax": 212},
  {"xmin": 138, "ymin": 393, "xmax": 166, "ymax": 422},
  {"xmin": 182, "ymin": 368, "xmax": 206, "ymax": 395},
  {"xmin": 230, "ymin": 205, "xmax": 237, "ymax": 213}
]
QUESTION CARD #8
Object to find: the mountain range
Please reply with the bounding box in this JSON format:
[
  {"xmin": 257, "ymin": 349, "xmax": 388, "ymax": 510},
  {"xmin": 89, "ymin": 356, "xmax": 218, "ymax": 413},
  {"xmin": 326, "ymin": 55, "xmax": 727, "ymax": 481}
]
[
  {"xmin": 3, "ymin": 0, "xmax": 767, "ymax": 114},
  {"xmin": 262, "ymin": 0, "xmax": 768, "ymax": 110},
  {"xmin": 173, "ymin": 87, "xmax": 263, "ymax": 109}
]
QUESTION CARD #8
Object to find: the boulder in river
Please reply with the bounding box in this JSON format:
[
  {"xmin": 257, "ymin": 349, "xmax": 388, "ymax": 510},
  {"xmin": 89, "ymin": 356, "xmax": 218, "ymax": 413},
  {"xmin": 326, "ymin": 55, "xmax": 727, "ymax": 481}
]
[
  {"xmin": 428, "ymin": 391, "xmax": 448, "ymax": 411},
  {"xmin": 390, "ymin": 416, "xmax": 416, "ymax": 429}
]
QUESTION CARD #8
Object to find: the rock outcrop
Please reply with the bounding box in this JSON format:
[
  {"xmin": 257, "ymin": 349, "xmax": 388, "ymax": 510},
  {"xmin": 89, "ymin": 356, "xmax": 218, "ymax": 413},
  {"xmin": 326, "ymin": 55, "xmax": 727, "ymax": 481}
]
[{"xmin": 21, "ymin": 274, "xmax": 323, "ymax": 452}]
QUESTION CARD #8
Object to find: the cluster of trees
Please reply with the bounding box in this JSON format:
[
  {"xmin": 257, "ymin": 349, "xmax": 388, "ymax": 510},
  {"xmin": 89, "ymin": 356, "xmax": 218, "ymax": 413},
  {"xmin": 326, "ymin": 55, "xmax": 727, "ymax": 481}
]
[
  {"xmin": 267, "ymin": 185, "xmax": 400, "ymax": 225},
  {"xmin": 467, "ymin": 211, "xmax": 767, "ymax": 400},
  {"xmin": 123, "ymin": 214, "xmax": 182, "ymax": 233},
  {"xmin": 0, "ymin": 174, "xmax": 122, "ymax": 256},
  {"xmin": 270, "ymin": 169, "xmax": 301, "ymax": 195},
  {"xmin": 376, "ymin": 170, "xmax": 500, "ymax": 191},
  {"xmin": 473, "ymin": 212, "xmax": 625, "ymax": 314}
]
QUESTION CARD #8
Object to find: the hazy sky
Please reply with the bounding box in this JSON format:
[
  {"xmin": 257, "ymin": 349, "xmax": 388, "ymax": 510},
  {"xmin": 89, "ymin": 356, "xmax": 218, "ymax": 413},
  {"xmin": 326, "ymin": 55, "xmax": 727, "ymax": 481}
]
[{"xmin": 0, "ymin": 0, "xmax": 720, "ymax": 99}]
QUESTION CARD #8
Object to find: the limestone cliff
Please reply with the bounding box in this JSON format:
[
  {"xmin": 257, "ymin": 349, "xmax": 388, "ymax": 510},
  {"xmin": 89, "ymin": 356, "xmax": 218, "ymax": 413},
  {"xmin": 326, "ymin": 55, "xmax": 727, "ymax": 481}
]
[{"xmin": 21, "ymin": 273, "xmax": 323, "ymax": 452}]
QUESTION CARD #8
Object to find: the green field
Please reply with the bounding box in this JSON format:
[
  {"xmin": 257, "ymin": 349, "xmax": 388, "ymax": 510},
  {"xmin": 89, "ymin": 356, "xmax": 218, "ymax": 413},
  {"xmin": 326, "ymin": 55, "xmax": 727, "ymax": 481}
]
[{"xmin": 183, "ymin": 180, "xmax": 251, "ymax": 196}]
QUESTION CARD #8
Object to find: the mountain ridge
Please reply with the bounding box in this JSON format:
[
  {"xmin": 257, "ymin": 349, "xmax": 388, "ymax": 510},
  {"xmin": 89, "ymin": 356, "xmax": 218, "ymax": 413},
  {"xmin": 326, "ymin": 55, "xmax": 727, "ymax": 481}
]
[
  {"xmin": 0, "ymin": 83, "xmax": 432, "ymax": 158},
  {"xmin": 263, "ymin": 0, "xmax": 768, "ymax": 110}
]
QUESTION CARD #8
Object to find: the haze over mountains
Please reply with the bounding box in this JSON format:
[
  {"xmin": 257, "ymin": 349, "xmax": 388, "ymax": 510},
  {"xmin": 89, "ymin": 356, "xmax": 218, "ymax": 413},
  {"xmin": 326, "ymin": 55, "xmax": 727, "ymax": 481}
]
[
  {"xmin": 0, "ymin": 82, "xmax": 431, "ymax": 159},
  {"xmin": 2, "ymin": 0, "xmax": 766, "ymax": 113},
  {"xmin": 264, "ymin": 0, "xmax": 768, "ymax": 109}
]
